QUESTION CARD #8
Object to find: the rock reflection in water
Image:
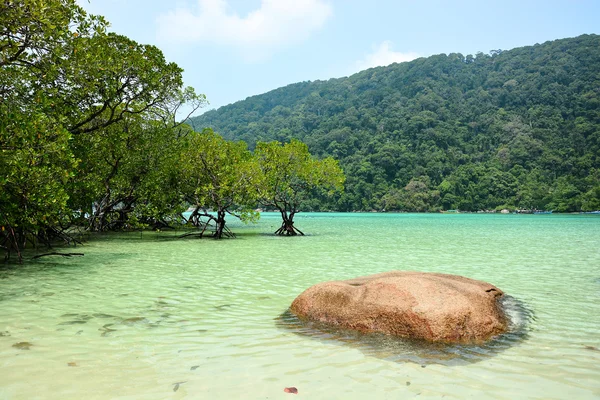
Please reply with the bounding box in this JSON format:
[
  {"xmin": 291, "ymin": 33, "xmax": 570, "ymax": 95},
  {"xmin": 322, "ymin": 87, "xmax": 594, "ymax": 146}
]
[{"xmin": 275, "ymin": 295, "xmax": 533, "ymax": 366}]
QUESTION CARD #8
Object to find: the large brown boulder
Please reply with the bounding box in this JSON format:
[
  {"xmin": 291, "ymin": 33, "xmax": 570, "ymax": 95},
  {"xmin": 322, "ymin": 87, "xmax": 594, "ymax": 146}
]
[{"xmin": 290, "ymin": 271, "xmax": 508, "ymax": 343}]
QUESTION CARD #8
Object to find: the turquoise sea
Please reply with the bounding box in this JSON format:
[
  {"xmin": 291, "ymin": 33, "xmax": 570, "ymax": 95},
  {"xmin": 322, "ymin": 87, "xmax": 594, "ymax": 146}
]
[{"xmin": 0, "ymin": 213, "xmax": 599, "ymax": 399}]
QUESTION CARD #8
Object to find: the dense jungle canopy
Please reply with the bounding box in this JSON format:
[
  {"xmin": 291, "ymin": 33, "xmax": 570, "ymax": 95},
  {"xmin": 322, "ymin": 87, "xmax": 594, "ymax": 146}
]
[{"xmin": 190, "ymin": 34, "xmax": 600, "ymax": 213}]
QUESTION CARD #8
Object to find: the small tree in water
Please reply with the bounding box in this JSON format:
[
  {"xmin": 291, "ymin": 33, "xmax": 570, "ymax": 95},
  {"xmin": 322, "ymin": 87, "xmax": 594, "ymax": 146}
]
[
  {"xmin": 181, "ymin": 129, "xmax": 262, "ymax": 238},
  {"xmin": 255, "ymin": 140, "xmax": 345, "ymax": 236}
]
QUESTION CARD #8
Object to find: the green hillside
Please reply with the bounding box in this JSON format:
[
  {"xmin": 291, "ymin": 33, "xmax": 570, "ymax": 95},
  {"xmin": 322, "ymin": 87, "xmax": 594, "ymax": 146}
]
[{"xmin": 189, "ymin": 34, "xmax": 600, "ymax": 212}]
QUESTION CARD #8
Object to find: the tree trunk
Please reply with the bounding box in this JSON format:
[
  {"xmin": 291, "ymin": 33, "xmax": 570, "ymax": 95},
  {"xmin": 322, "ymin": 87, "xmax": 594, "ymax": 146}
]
[
  {"xmin": 275, "ymin": 210, "xmax": 304, "ymax": 236},
  {"xmin": 1, "ymin": 224, "xmax": 23, "ymax": 262},
  {"xmin": 89, "ymin": 193, "xmax": 111, "ymax": 232},
  {"xmin": 214, "ymin": 209, "xmax": 226, "ymax": 239},
  {"xmin": 186, "ymin": 207, "xmax": 234, "ymax": 239}
]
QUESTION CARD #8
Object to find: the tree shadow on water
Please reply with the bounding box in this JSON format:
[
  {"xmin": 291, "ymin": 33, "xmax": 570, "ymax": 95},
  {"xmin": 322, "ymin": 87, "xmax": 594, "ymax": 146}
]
[{"xmin": 275, "ymin": 295, "xmax": 534, "ymax": 366}]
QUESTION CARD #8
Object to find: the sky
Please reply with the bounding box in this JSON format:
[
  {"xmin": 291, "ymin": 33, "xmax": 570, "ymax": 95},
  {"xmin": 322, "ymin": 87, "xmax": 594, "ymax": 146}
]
[{"xmin": 77, "ymin": 0, "xmax": 600, "ymax": 115}]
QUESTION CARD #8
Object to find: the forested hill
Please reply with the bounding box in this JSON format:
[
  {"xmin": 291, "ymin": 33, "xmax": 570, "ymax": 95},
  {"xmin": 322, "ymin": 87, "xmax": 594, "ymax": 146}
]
[{"xmin": 189, "ymin": 34, "xmax": 600, "ymax": 212}]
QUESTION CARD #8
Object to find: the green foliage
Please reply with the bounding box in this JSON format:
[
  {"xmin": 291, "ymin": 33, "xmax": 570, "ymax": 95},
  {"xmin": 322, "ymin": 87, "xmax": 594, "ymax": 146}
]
[
  {"xmin": 255, "ymin": 139, "xmax": 344, "ymax": 234},
  {"xmin": 1, "ymin": 0, "xmax": 105, "ymax": 257},
  {"xmin": 255, "ymin": 139, "xmax": 345, "ymax": 210},
  {"xmin": 190, "ymin": 34, "xmax": 600, "ymax": 212},
  {"xmin": 61, "ymin": 32, "xmax": 188, "ymax": 135},
  {"xmin": 0, "ymin": 108, "xmax": 75, "ymax": 235},
  {"xmin": 1, "ymin": 0, "xmax": 206, "ymax": 259},
  {"xmin": 70, "ymin": 116, "xmax": 192, "ymax": 231},
  {"xmin": 181, "ymin": 129, "xmax": 262, "ymax": 238}
]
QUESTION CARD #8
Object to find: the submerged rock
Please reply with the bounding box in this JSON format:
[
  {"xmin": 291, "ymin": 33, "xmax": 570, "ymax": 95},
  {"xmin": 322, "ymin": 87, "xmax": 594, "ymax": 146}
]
[
  {"xmin": 172, "ymin": 381, "xmax": 186, "ymax": 392},
  {"xmin": 92, "ymin": 313, "xmax": 115, "ymax": 319},
  {"xmin": 58, "ymin": 320, "xmax": 88, "ymax": 325},
  {"xmin": 290, "ymin": 271, "xmax": 508, "ymax": 343},
  {"xmin": 12, "ymin": 341, "xmax": 33, "ymax": 350},
  {"xmin": 121, "ymin": 317, "xmax": 148, "ymax": 325}
]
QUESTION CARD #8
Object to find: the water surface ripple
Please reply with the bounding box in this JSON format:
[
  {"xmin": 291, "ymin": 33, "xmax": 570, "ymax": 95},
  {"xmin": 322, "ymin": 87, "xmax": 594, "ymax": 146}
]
[{"xmin": 0, "ymin": 213, "xmax": 599, "ymax": 399}]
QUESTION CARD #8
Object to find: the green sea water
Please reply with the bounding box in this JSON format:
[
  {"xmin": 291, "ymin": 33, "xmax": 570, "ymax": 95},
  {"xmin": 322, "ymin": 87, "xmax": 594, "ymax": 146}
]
[{"xmin": 0, "ymin": 213, "xmax": 599, "ymax": 399}]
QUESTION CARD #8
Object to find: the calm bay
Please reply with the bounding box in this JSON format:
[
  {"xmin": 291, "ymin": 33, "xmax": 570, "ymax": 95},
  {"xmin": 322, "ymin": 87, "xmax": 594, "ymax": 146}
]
[{"xmin": 0, "ymin": 213, "xmax": 599, "ymax": 399}]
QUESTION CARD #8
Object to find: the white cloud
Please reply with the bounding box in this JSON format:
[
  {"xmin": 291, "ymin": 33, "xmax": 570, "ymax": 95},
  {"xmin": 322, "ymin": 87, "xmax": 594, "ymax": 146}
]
[
  {"xmin": 355, "ymin": 41, "xmax": 420, "ymax": 72},
  {"xmin": 156, "ymin": 0, "xmax": 332, "ymax": 61}
]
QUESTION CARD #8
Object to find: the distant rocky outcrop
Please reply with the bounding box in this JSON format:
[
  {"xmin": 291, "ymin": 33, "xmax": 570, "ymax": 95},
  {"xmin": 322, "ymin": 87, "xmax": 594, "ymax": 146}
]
[{"xmin": 290, "ymin": 271, "xmax": 508, "ymax": 343}]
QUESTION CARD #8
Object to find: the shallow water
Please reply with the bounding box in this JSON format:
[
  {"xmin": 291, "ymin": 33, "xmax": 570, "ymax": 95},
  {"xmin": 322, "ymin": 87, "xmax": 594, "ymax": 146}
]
[{"xmin": 1, "ymin": 213, "xmax": 599, "ymax": 399}]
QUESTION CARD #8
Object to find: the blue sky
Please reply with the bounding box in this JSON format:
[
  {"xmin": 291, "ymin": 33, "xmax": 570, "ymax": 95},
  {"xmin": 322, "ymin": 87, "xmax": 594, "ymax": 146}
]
[{"xmin": 78, "ymin": 0, "xmax": 600, "ymax": 115}]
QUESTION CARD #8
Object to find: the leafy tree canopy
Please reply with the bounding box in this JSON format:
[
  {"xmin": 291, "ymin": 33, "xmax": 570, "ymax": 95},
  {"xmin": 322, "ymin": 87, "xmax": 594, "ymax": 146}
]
[
  {"xmin": 1, "ymin": 0, "xmax": 206, "ymax": 260},
  {"xmin": 255, "ymin": 139, "xmax": 344, "ymax": 235},
  {"xmin": 181, "ymin": 128, "xmax": 263, "ymax": 238}
]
